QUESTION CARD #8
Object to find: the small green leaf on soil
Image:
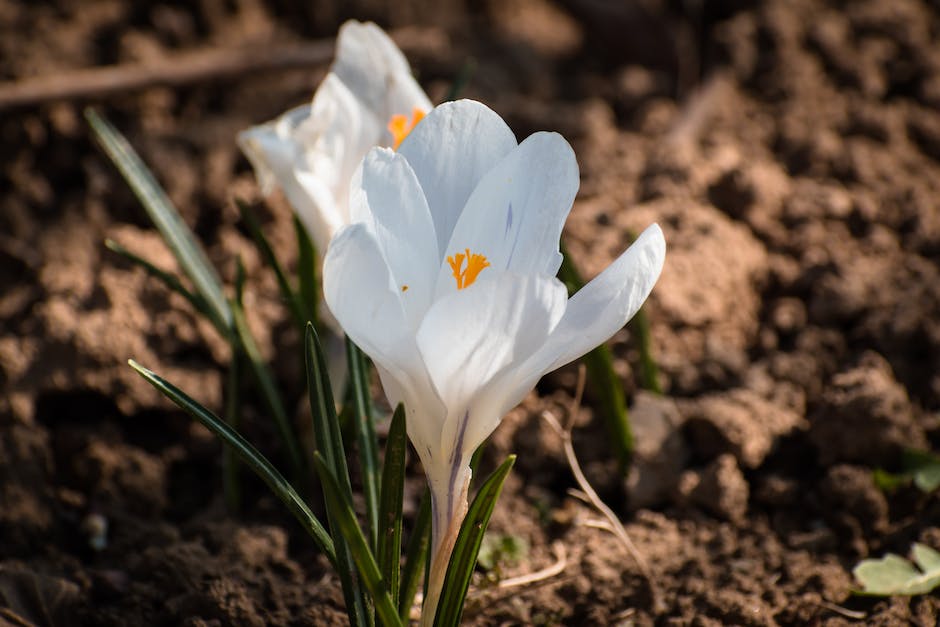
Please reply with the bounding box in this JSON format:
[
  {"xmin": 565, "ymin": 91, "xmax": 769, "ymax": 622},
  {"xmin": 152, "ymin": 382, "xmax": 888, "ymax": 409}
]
[
  {"xmin": 477, "ymin": 533, "xmax": 529, "ymax": 572},
  {"xmin": 854, "ymin": 543, "xmax": 940, "ymax": 596}
]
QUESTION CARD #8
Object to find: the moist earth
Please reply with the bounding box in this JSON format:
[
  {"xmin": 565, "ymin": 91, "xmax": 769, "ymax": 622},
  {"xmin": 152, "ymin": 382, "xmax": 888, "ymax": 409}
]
[{"xmin": 2, "ymin": 0, "xmax": 940, "ymax": 625}]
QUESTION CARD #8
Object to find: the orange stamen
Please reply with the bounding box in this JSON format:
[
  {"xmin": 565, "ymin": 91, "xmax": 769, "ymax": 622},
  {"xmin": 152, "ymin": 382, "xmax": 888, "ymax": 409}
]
[
  {"xmin": 401, "ymin": 285, "xmax": 409, "ymax": 292},
  {"xmin": 446, "ymin": 248, "xmax": 490, "ymax": 290},
  {"xmin": 388, "ymin": 107, "xmax": 426, "ymax": 150}
]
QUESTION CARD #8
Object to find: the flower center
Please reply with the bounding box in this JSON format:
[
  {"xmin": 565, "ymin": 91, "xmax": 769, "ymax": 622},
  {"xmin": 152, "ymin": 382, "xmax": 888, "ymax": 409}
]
[
  {"xmin": 447, "ymin": 248, "xmax": 490, "ymax": 290},
  {"xmin": 388, "ymin": 107, "xmax": 426, "ymax": 150}
]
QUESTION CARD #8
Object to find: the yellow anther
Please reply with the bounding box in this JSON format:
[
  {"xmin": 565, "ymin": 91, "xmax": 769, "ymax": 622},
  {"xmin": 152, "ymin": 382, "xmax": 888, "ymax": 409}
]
[
  {"xmin": 388, "ymin": 107, "xmax": 426, "ymax": 150},
  {"xmin": 401, "ymin": 285, "xmax": 409, "ymax": 292},
  {"xmin": 447, "ymin": 248, "xmax": 490, "ymax": 290}
]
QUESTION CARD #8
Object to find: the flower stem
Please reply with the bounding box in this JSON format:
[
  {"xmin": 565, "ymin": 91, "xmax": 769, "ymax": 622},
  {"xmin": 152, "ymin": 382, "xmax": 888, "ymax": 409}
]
[{"xmin": 421, "ymin": 464, "xmax": 471, "ymax": 626}]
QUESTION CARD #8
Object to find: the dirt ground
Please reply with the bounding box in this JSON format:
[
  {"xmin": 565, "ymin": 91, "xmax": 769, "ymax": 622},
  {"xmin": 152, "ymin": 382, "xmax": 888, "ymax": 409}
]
[{"xmin": 3, "ymin": 0, "xmax": 940, "ymax": 625}]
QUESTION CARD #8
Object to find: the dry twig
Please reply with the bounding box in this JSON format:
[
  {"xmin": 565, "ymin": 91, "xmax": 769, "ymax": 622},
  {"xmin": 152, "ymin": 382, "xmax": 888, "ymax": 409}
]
[
  {"xmin": 497, "ymin": 541, "xmax": 568, "ymax": 589},
  {"xmin": 542, "ymin": 365, "xmax": 662, "ymax": 612},
  {"xmin": 0, "ymin": 42, "xmax": 336, "ymax": 111}
]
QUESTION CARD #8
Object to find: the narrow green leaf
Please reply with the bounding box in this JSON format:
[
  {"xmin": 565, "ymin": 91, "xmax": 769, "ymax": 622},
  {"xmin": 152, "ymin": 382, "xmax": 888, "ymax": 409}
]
[
  {"xmin": 557, "ymin": 246, "xmax": 633, "ymax": 466},
  {"xmin": 399, "ymin": 489, "xmax": 430, "ymax": 622},
  {"xmin": 433, "ymin": 455, "xmax": 516, "ymax": 627},
  {"xmin": 348, "ymin": 338, "xmax": 380, "ymax": 549},
  {"xmin": 583, "ymin": 344, "xmax": 632, "ymax": 464},
  {"xmin": 234, "ymin": 255, "xmax": 248, "ymax": 303},
  {"xmin": 305, "ymin": 323, "xmax": 355, "ymax": 500},
  {"xmin": 294, "ymin": 214, "xmax": 318, "ymax": 324},
  {"xmin": 230, "ymin": 297, "xmax": 304, "ymax": 475},
  {"xmin": 305, "ymin": 323, "xmax": 370, "ymax": 627},
  {"xmin": 236, "ymin": 198, "xmax": 309, "ymax": 329},
  {"xmin": 127, "ymin": 359, "xmax": 334, "ymax": 564},
  {"xmin": 105, "ymin": 239, "xmax": 210, "ymax": 317},
  {"xmin": 314, "ymin": 454, "xmax": 403, "ymax": 627},
  {"xmin": 854, "ymin": 543, "xmax": 940, "ymax": 596},
  {"xmin": 86, "ymin": 109, "xmax": 231, "ymax": 333},
  {"xmin": 468, "ymin": 441, "xmax": 487, "ymax": 491},
  {"xmin": 629, "ymin": 305, "xmax": 662, "ymax": 394},
  {"xmin": 377, "ymin": 405, "xmax": 407, "ymax": 605}
]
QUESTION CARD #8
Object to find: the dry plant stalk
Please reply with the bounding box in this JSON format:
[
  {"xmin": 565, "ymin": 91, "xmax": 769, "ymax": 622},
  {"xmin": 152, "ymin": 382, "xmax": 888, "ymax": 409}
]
[{"xmin": 542, "ymin": 365, "xmax": 662, "ymax": 612}]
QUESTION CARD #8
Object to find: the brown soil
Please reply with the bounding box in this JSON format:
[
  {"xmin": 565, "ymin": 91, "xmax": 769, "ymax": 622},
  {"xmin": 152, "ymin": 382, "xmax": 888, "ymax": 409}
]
[{"xmin": 3, "ymin": 0, "xmax": 940, "ymax": 625}]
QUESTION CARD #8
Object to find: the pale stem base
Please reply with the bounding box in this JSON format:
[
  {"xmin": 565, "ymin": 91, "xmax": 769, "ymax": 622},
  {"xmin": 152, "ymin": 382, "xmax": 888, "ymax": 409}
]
[{"xmin": 419, "ymin": 463, "xmax": 471, "ymax": 627}]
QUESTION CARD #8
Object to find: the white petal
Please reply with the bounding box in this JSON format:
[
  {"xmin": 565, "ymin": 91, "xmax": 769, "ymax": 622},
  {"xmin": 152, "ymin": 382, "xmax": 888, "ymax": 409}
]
[
  {"xmin": 374, "ymin": 362, "xmax": 445, "ymax": 469},
  {"xmin": 304, "ymin": 74, "xmax": 384, "ymax": 212},
  {"xmin": 292, "ymin": 170, "xmax": 345, "ymax": 254},
  {"xmin": 333, "ymin": 21, "xmax": 432, "ymax": 121},
  {"xmin": 434, "ymin": 131, "xmax": 578, "ymax": 297},
  {"xmin": 415, "ymin": 273, "xmax": 568, "ymax": 457},
  {"xmin": 398, "ymin": 100, "xmax": 518, "ymax": 254},
  {"xmin": 237, "ymin": 105, "xmax": 311, "ymax": 196},
  {"xmin": 480, "ymin": 223, "xmax": 667, "ymax": 420},
  {"xmin": 348, "ymin": 148, "xmax": 439, "ymax": 327},
  {"xmin": 543, "ymin": 223, "xmax": 666, "ymax": 371},
  {"xmin": 323, "ymin": 224, "xmax": 445, "ymax": 458},
  {"xmin": 323, "ymin": 223, "xmax": 408, "ymax": 365}
]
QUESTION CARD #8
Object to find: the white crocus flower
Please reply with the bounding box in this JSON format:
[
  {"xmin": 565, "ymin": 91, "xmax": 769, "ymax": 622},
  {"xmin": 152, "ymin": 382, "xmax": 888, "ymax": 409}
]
[
  {"xmin": 323, "ymin": 99, "xmax": 665, "ymax": 622},
  {"xmin": 237, "ymin": 20, "xmax": 431, "ymax": 256}
]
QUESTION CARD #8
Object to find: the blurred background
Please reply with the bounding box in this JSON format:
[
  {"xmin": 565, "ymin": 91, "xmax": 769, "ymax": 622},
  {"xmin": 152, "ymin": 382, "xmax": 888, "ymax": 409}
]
[{"xmin": 2, "ymin": 0, "xmax": 940, "ymax": 624}]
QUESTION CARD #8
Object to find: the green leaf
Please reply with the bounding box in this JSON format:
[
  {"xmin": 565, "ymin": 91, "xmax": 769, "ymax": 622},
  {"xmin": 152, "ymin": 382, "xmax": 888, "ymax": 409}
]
[
  {"xmin": 476, "ymin": 533, "xmax": 529, "ymax": 573},
  {"xmin": 914, "ymin": 464, "xmax": 940, "ymax": 493},
  {"xmin": 399, "ymin": 489, "xmax": 431, "ymax": 622},
  {"xmin": 236, "ymin": 198, "xmax": 309, "ymax": 329},
  {"xmin": 305, "ymin": 324, "xmax": 355, "ymax": 500},
  {"xmin": 584, "ymin": 344, "xmax": 632, "ymax": 464},
  {"xmin": 377, "ymin": 404, "xmax": 407, "ymax": 605},
  {"xmin": 314, "ymin": 454, "xmax": 403, "ymax": 627},
  {"xmin": 433, "ymin": 455, "xmax": 516, "ymax": 627},
  {"xmin": 348, "ymin": 338, "xmax": 380, "ymax": 550},
  {"xmin": 294, "ymin": 214, "xmax": 318, "ymax": 324},
  {"xmin": 854, "ymin": 544, "xmax": 940, "ymax": 596},
  {"xmin": 305, "ymin": 323, "xmax": 370, "ymax": 627},
  {"xmin": 876, "ymin": 450, "xmax": 940, "ymax": 494},
  {"xmin": 127, "ymin": 359, "xmax": 334, "ymax": 564},
  {"xmin": 902, "ymin": 450, "xmax": 940, "ymax": 493},
  {"xmin": 629, "ymin": 305, "xmax": 662, "ymax": 394},
  {"xmin": 872, "ymin": 468, "xmax": 908, "ymax": 492},
  {"xmin": 557, "ymin": 246, "xmax": 633, "ymax": 466},
  {"xmin": 105, "ymin": 239, "xmax": 210, "ymax": 317},
  {"xmin": 230, "ymin": 294, "xmax": 304, "ymax": 475},
  {"xmin": 86, "ymin": 109, "xmax": 231, "ymax": 334}
]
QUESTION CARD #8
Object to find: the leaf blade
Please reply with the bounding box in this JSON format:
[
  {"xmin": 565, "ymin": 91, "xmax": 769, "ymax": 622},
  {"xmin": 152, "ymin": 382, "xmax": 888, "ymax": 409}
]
[
  {"xmin": 349, "ymin": 338, "xmax": 380, "ymax": 550},
  {"xmin": 854, "ymin": 544, "xmax": 940, "ymax": 596},
  {"xmin": 230, "ymin": 294, "xmax": 304, "ymax": 475},
  {"xmin": 235, "ymin": 198, "xmax": 309, "ymax": 329},
  {"xmin": 86, "ymin": 108, "xmax": 231, "ymax": 333},
  {"xmin": 127, "ymin": 359, "xmax": 334, "ymax": 564},
  {"xmin": 399, "ymin": 489, "xmax": 431, "ymax": 622},
  {"xmin": 433, "ymin": 455, "xmax": 516, "ymax": 627},
  {"xmin": 377, "ymin": 404, "xmax": 408, "ymax": 606},
  {"xmin": 314, "ymin": 454, "xmax": 403, "ymax": 627},
  {"xmin": 305, "ymin": 323, "xmax": 370, "ymax": 627},
  {"xmin": 105, "ymin": 238, "xmax": 210, "ymax": 317},
  {"xmin": 294, "ymin": 214, "xmax": 318, "ymax": 323}
]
